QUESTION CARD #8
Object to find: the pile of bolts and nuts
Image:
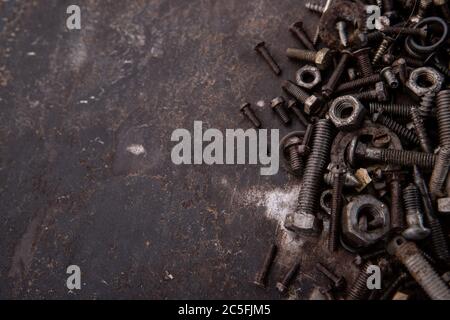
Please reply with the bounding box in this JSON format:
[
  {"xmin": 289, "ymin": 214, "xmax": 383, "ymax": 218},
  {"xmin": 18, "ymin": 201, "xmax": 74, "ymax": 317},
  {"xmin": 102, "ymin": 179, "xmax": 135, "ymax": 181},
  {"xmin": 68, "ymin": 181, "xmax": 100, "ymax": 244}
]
[{"xmin": 242, "ymin": 0, "xmax": 450, "ymax": 300}]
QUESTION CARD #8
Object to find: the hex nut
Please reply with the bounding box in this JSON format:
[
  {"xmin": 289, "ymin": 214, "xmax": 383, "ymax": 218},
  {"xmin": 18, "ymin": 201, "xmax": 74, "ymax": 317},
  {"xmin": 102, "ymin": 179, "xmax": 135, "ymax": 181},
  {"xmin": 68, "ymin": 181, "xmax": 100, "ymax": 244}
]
[
  {"xmin": 315, "ymin": 48, "xmax": 333, "ymax": 70},
  {"xmin": 328, "ymin": 96, "xmax": 366, "ymax": 131},
  {"xmin": 342, "ymin": 195, "xmax": 391, "ymax": 248},
  {"xmin": 406, "ymin": 67, "xmax": 444, "ymax": 97},
  {"xmin": 296, "ymin": 65, "xmax": 321, "ymax": 90},
  {"xmin": 437, "ymin": 197, "xmax": 450, "ymax": 215}
]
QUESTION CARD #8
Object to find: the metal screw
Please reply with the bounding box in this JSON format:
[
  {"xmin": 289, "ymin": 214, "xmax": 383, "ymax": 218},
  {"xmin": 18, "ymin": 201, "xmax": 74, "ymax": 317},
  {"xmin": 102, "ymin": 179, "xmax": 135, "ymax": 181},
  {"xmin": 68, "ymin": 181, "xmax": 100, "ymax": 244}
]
[
  {"xmin": 316, "ymin": 262, "xmax": 346, "ymax": 290},
  {"xmin": 240, "ymin": 103, "xmax": 261, "ymax": 128},
  {"xmin": 372, "ymin": 37, "xmax": 393, "ymax": 65},
  {"xmin": 410, "ymin": 107, "xmax": 433, "ymax": 153},
  {"xmin": 322, "ymin": 51, "xmax": 352, "ymax": 98},
  {"xmin": 335, "ymin": 74, "xmax": 382, "ymax": 94},
  {"xmin": 372, "ymin": 110, "xmax": 420, "ymax": 145},
  {"xmin": 387, "ymin": 172, "xmax": 405, "ymax": 233},
  {"xmin": 352, "ymin": 82, "xmax": 389, "ymax": 102},
  {"xmin": 380, "ymin": 67, "xmax": 399, "ymax": 89},
  {"xmin": 276, "ymin": 261, "xmax": 301, "ymax": 293},
  {"xmin": 346, "ymin": 262, "xmax": 373, "ymax": 300},
  {"xmin": 284, "ymin": 136, "xmax": 303, "ymax": 174},
  {"xmin": 253, "ymin": 243, "xmax": 278, "ymax": 288},
  {"xmin": 353, "ymin": 48, "xmax": 374, "ymax": 78},
  {"xmin": 329, "ymin": 168, "xmax": 345, "ymax": 252},
  {"xmin": 254, "ymin": 42, "xmax": 281, "ymax": 76},
  {"xmin": 369, "ymin": 103, "xmax": 416, "ymax": 119},
  {"xmin": 387, "ymin": 236, "xmax": 450, "ymax": 300},
  {"xmin": 289, "ymin": 22, "xmax": 315, "ymax": 51},
  {"xmin": 379, "ymin": 272, "xmax": 409, "ymax": 300},
  {"xmin": 402, "ymin": 184, "xmax": 430, "ymax": 240},
  {"xmin": 270, "ymin": 97, "xmax": 291, "ymax": 125},
  {"xmin": 429, "ymin": 146, "xmax": 450, "ymax": 200},
  {"xmin": 305, "ymin": 2, "xmax": 326, "ymax": 13},
  {"xmin": 437, "ymin": 90, "xmax": 450, "ymax": 146},
  {"xmin": 348, "ymin": 136, "xmax": 437, "ymax": 169},
  {"xmin": 282, "ymin": 80, "xmax": 323, "ymax": 115},
  {"xmin": 336, "ymin": 21, "xmax": 348, "ymax": 47},
  {"xmin": 286, "ymin": 47, "xmax": 333, "ymax": 70},
  {"xmin": 419, "ymin": 92, "xmax": 435, "ymax": 118},
  {"xmin": 287, "ymin": 100, "xmax": 310, "ymax": 127}
]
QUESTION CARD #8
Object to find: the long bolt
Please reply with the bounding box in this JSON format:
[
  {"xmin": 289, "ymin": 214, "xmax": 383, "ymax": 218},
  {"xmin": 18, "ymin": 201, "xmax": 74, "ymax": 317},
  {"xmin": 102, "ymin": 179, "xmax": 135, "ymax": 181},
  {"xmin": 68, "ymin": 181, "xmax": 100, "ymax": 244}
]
[
  {"xmin": 387, "ymin": 236, "xmax": 450, "ymax": 300},
  {"xmin": 429, "ymin": 146, "xmax": 450, "ymax": 199},
  {"xmin": 253, "ymin": 243, "xmax": 278, "ymax": 288},
  {"xmin": 276, "ymin": 261, "xmax": 301, "ymax": 293},
  {"xmin": 289, "ymin": 22, "xmax": 315, "ymax": 51},
  {"xmin": 372, "ymin": 111, "xmax": 420, "ymax": 145},
  {"xmin": 411, "ymin": 107, "xmax": 433, "ymax": 153},
  {"xmin": 240, "ymin": 103, "xmax": 261, "ymax": 128},
  {"xmin": 329, "ymin": 169, "xmax": 345, "ymax": 252},
  {"xmin": 287, "ymin": 100, "xmax": 310, "ymax": 128},
  {"xmin": 353, "ymin": 48, "xmax": 374, "ymax": 78},
  {"xmin": 254, "ymin": 42, "xmax": 281, "ymax": 76},
  {"xmin": 316, "ymin": 262, "xmax": 346, "ymax": 290},
  {"xmin": 271, "ymin": 97, "xmax": 291, "ymax": 125},
  {"xmin": 388, "ymin": 172, "xmax": 405, "ymax": 233},
  {"xmin": 322, "ymin": 51, "xmax": 351, "ymax": 98},
  {"xmin": 336, "ymin": 74, "xmax": 381, "ymax": 93},
  {"xmin": 414, "ymin": 166, "xmax": 450, "ymax": 263},
  {"xmin": 436, "ymin": 90, "xmax": 450, "ymax": 146},
  {"xmin": 402, "ymin": 184, "xmax": 430, "ymax": 241},
  {"xmin": 346, "ymin": 262, "xmax": 373, "ymax": 300},
  {"xmin": 369, "ymin": 103, "xmax": 416, "ymax": 119}
]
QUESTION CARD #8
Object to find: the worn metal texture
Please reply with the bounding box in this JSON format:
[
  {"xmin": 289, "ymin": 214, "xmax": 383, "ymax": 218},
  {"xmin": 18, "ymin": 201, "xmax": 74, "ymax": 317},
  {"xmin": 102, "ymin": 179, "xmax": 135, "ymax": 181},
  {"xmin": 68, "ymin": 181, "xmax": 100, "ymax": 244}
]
[{"xmin": 0, "ymin": 0, "xmax": 357, "ymax": 299}]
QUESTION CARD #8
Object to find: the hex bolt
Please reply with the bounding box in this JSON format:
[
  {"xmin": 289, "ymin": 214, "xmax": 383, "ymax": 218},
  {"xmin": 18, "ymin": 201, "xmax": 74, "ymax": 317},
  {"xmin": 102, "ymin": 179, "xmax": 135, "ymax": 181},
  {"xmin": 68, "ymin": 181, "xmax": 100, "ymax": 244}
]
[
  {"xmin": 346, "ymin": 262, "xmax": 373, "ymax": 300},
  {"xmin": 429, "ymin": 146, "xmax": 450, "ymax": 199},
  {"xmin": 287, "ymin": 100, "xmax": 310, "ymax": 127},
  {"xmin": 286, "ymin": 47, "xmax": 332, "ymax": 70},
  {"xmin": 353, "ymin": 48, "xmax": 374, "ymax": 78},
  {"xmin": 387, "ymin": 236, "xmax": 450, "ymax": 300},
  {"xmin": 372, "ymin": 111, "xmax": 420, "ymax": 145},
  {"xmin": 414, "ymin": 166, "xmax": 450, "ymax": 263},
  {"xmin": 381, "ymin": 26, "xmax": 428, "ymax": 38},
  {"xmin": 276, "ymin": 261, "xmax": 301, "ymax": 293},
  {"xmin": 289, "ymin": 22, "xmax": 315, "ymax": 51},
  {"xmin": 419, "ymin": 92, "xmax": 435, "ymax": 118},
  {"xmin": 387, "ymin": 172, "xmax": 405, "ymax": 233},
  {"xmin": 372, "ymin": 37, "xmax": 393, "ymax": 65},
  {"xmin": 335, "ymin": 74, "xmax": 382, "ymax": 94},
  {"xmin": 402, "ymin": 184, "xmax": 430, "ymax": 241},
  {"xmin": 369, "ymin": 103, "xmax": 416, "ymax": 119},
  {"xmin": 305, "ymin": 2, "xmax": 326, "ymax": 13},
  {"xmin": 254, "ymin": 42, "xmax": 282, "ymax": 76},
  {"xmin": 380, "ymin": 67, "xmax": 399, "ymax": 89},
  {"xmin": 352, "ymin": 82, "xmax": 389, "ymax": 102},
  {"xmin": 411, "ymin": 107, "xmax": 433, "ymax": 153},
  {"xmin": 379, "ymin": 272, "xmax": 409, "ymax": 300},
  {"xmin": 240, "ymin": 103, "xmax": 261, "ymax": 128},
  {"xmin": 336, "ymin": 21, "xmax": 348, "ymax": 47},
  {"xmin": 284, "ymin": 136, "xmax": 303, "ymax": 174},
  {"xmin": 322, "ymin": 51, "xmax": 352, "ymax": 98},
  {"xmin": 253, "ymin": 243, "xmax": 278, "ymax": 288},
  {"xmin": 282, "ymin": 80, "xmax": 323, "ymax": 115},
  {"xmin": 329, "ymin": 168, "xmax": 345, "ymax": 252},
  {"xmin": 285, "ymin": 119, "xmax": 333, "ymax": 235},
  {"xmin": 436, "ymin": 90, "xmax": 450, "ymax": 146},
  {"xmin": 316, "ymin": 262, "xmax": 346, "ymax": 290},
  {"xmin": 270, "ymin": 97, "xmax": 291, "ymax": 125},
  {"xmin": 348, "ymin": 137, "xmax": 437, "ymax": 169}
]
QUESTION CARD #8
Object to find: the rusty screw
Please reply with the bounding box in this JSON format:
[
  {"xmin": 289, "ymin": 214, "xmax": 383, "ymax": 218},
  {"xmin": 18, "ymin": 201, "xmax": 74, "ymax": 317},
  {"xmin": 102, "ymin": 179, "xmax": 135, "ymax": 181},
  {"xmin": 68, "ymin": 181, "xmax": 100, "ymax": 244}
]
[
  {"xmin": 402, "ymin": 184, "xmax": 430, "ymax": 241},
  {"xmin": 270, "ymin": 97, "xmax": 291, "ymax": 125},
  {"xmin": 282, "ymin": 80, "xmax": 324, "ymax": 115},
  {"xmin": 284, "ymin": 136, "xmax": 304, "ymax": 175},
  {"xmin": 369, "ymin": 103, "xmax": 417, "ymax": 119},
  {"xmin": 336, "ymin": 74, "xmax": 382, "ymax": 94},
  {"xmin": 276, "ymin": 261, "xmax": 301, "ymax": 293},
  {"xmin": 289, "ymin": 22, "xmax": 315, "ymax": 51},
  {"xmin": 372, "ymin": 110, "xmax": 420, "ymax": 145},
  {"xmin": 287, "ymin": 100, "xmax": 310, "ymax": 127},
  {"xmin": 353, "ymin": 48, "xmax": 374, "ymax": 78},
  {"xmin": 254, "ymin": 42, "xmax": 281, "ymax": 76},
  {"xmin": 380, "ymin": 67, "xmax": 399, "ymax": 89},
  {"xmin": 429, "ymin": 146, "xmax": 450, "ymax": 200},
  {"xmin": 352, "ymin": 82, "xmax": 389, "ymax": 102},
  {"xmin": 240, "ymin": 103, "xmax": 261, "ymax": 128},
  {"xmin": 316, "ymin": 262, "xmax": 346, "ymax": 290},
  {"xmin": 436, "ymin": 90, "xmax": 450, "ymax": 146},
  {"xmin": 329, "ymin": 168, "xmax": 345, "ymax": 252},
  {"xmin": 253, "ymin": 243, "xmax": 278, "ymax": 288},
  {"xmin": 387, "ymin": 172, "xmax": 405, "ymax": 233},
  {"xmin": 286, "ymin": 47, "xmax": 333, "ymax": 70}
]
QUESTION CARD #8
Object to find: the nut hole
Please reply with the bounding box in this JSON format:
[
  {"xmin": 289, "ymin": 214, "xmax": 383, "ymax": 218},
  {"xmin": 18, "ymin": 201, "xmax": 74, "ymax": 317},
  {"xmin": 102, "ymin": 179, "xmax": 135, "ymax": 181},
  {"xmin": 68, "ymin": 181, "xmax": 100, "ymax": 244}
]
[
  {"xmin": 335, "ymin": 102, "xmax": 355, "ymax": 119},
  {"xmin": 301, "ymin": 71, "xmax": 316, "ymax": 84},
  {"xmin": 416, "ymin": 73, "xmax": 436, "ymax": 89},
  {"xmin": 357, "ymin": 205, "xmax": 383, "ymax": 232}
]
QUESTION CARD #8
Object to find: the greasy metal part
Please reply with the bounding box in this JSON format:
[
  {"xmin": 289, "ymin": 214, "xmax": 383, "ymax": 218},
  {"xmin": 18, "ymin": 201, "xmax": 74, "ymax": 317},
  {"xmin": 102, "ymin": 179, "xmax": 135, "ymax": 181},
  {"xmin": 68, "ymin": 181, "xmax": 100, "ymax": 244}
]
[
  {"xmin": 285, "ymin": 119, "xmax": 333, "ymax": 236},
  {"xmin": 276, "ymin": 261, "xmax": 301, "ymax": 294},
  {"xmin": 351, "ymin": 82, "xmax": 389, "ymax": 102},
  {"xmin": 316, "ymin": 262, "xmax": 346, "ymax": 290},
  {"xmin": 419, "ymin": 92, "xmax": 435, "ymax": 118},
  {"xmin": 353, "ymin": 48, "xmax": 374, "ymax": 78},
  {"xmin": 240, "ymin": 103, "xmax": 261, "ymax": 128},
  {"xmin": 329, "ymin": 168, "xmax": 345, "ymax": 252},
  {"xmin": 287, "ymin": 100, "xmax": 310, "ymax": 128},
  {"xmin": 295, "ymin": 65, "xmax": 321, "ymax": 90},
  {"xmin": 429, "ymin": 146, "xmax": 450, "ymax": 199},
  {"xmin": 436, "ymin": 90, "xmax": 450, "ymax": 146},
  {"xmin": 328, "ymin": 96, "xmax": 366, "ymax": 131},
  {"xmin": 322, "ymin": 51, "xmax": 351, "ymax": 98},
  {"xmin": 335, "ymin": 74, "xmax": 382, "ymax": 94},
  {"xmin": 282, "ymin": 80, "xmax": 324, "ymax": 115},
  {"xmin": 406, "ymin": 67, "xmax": 444, "ymax": 97},
  {"xmin": 270, "ymin": 96, "xmax": 291, "ymax": 125},
  {"xmin": 289, "ymin": 21, "xmax": 315, "ymax": 51},
  {"xmin": 372, "ymin": 111, "xmax": 420, "ymax": 145},
  {"xmin": 387, "ymin": 236, "xmax": 450, "ymax": 300},
  {"xmin": 380, "ymin": 67, "xmax": 399, "ymax": 89},
  {"xmin": 410, "ymin": 107, "xmax": 433, "ymax": 153},
  {"xmin": 286, "ymin": 47, "xmax": 333, "ymax": 70},
  {"xmin": 387, "ymin": 172, "xmax": 405, "ymax": 233},
  {"xmin": 283, "ymin": 136, "xmax": 304, "ymax": 176},
  {"xmin": 342, "ymin": 195, "xmax": 390, "ymax": 248},
  {"xmin": 254, "ymin": 42, "xmax": 282, "ymax": 76},
  {"xmin": 346, "ymin": 262, "xmax": 373, "ymax": 300},
  {"xmin": 369, "ymin": 103, "xmax": 415, "ymax": 119},
  {"xmin": 253, "ymin": 243, "xmax": 278, "ymax": 288},
  {"xmin": 402, "ymin": 184, "xmax": 430, "ymax": 241}
]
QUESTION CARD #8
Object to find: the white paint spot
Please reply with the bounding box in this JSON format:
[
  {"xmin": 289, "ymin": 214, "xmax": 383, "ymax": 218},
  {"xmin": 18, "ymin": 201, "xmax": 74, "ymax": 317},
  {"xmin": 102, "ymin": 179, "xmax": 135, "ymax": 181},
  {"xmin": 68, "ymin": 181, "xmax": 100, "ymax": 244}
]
[
  {"xmin": 256, "ymin": 100, "xmax": 265, "ymax": 108},
  {"xmin": 126, "ymin": 144, "xmax": 146, "ymax": 156},
  {"xmin": 26, "ymin": 52, "xmax": 36, "ymax": 56}
]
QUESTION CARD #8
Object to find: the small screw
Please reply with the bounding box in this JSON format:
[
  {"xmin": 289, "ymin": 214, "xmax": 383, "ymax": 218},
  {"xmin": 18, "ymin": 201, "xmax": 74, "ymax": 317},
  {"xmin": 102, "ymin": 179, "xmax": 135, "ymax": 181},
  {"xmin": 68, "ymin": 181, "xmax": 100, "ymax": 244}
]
[
  {"xmin": 254, "ymin": 42, "xmax": 281, "ymax": 76},
  {"xmin": 240, "ymin": 103, "xmax": 261, "ymax": 128},
  {"xmin": 271, "ymin": 97, "xmax": 291, "ymax": 125},
  {"xmin": 276, "ymin": 261, "xmax": 301, "ymax": 294}
]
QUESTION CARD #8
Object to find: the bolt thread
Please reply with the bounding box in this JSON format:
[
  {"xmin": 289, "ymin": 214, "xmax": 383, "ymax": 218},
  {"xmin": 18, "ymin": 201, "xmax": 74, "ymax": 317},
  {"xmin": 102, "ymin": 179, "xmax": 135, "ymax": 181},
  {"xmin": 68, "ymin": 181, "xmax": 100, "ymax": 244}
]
[
  {"xmin": 419, "ymin": 93, "xmax": 435, "ymax": 117},
  {"xmin": 410, "ymin": 107, "xmax": 432, "ymax": 153},
  {"xmin": 305, "ymin": 2, "xmax": 325, "ymax": 13},
  {"xmin": 352, "ymin": 89, "xmax": 377, "ymax": 101},
  {"xmin": 390, "ymin": 179, "xmax": 405, "ymax": 232},
  {"xmin": 404, "ymin": 56, "xmax": 424, "ymax": 67},
  {"xmin": 379, "ymin": 149, "xmax": 436, "ymax": 168},
  {"xmin": 437, "ymin": 90, "xmax": 450, "ymax": 146},
  {"xmin": 329, "ymin": 171, "xmax": 345, "ymax": 252},
  {"xmin": 297, "ymin": 119, "xmax": 333, "ymax": 216},
  {"xmin": 374, "ymin": 114, "xmax": 420, "ymax": 145},
  {"xmin": 392, "ymin": 240, "xmax": 450, "ymax": 300},
  {"xmin": 255, "ymin": 44, "xmax": 281, "ymax": 75},
  {"xmin": 289, "ymin": 146, "xmax": 303, "ymax": 173},
  {"xmin": 274, "ymin": 106, "xmax": 291, "ymax": 124},
  {"xmin": 336, "ymin": 74, "xmax": 381, "ymax": 93},
  {"xmin": 429, "ymin": 146, "xmax": 450, "ymax": 198},
  {"xmin": 286, "ymin": 48, "xmax": 317, "ymax": 63},
  {"xmin": 428, "ymin": 219, "xmax": 450, "ymax": 263},
  {"xmin": 372, "ymin": 39, "xmax": 391, "ymax": 65},
  {"xmin": 241, "ymin": 104, "xmax": 261, "ymax": 128},
  {"xmin": 347, "ymin": 262, "xmax": 372, "ymax": 300},
  {"xmin": 382, "ymin": 26, "xmax": 427, "ymax": 37},
  {"xmin": 283, "ymin": 80, "xmax": 310, "ymax": 103},
  {"xmin": 403, "ymin": 184, "xmax": 422, "ymax": 214},
  {"xmin": 355, "ymin": 52, "xmax": 374, "ymax": 78},
  {"xmin": 369, "ymin": 103, "xmax": 415, "ymax": 119}
]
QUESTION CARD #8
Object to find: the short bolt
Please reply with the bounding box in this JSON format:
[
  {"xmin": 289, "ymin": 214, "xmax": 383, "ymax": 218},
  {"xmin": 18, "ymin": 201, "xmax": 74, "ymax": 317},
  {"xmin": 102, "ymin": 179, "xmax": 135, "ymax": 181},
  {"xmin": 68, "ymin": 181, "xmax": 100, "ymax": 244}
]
[
  {"xmin": 352, "ymin": 82, "xmax": 389, "ymax": 102},
  {"xmin": 284, "ymin": 136, "xmax": 304, "ymax": 174},
  {"xmin": 240, "ymin": 103, "xmax": 261, "ymax": 128},
  {"xmin": 346, "ymin": 262, "xmax": 373, "ymax": 300},
  {"xmin": 287, "ymin": 100, "xmax": 310, "ymax": 127},
  {"xmin": 380, "ymin": 67, "xmax": 399, "ymax": 89},
  {"xmin": 270, "ymin": 97, "xmax": 291, "ymax": 125},
  {"xmin": 286, "ymin": 47, "xmax": 333, "ymax": 70},
  {"xmin": 282, "ymin": 80, "xmax": 323, "ymax": 115},
  {"xmin": 372, "ymin": 110, "xmax": 420, "ymax": 145},
  {"xmin": 316, "ymin": 262, "xmax": 346, "ymax": 290},
  {"xmin": 410, "ymin": 107, "xmax": 433, "ymax": 153},
  {"xmin": 402, "ymin": 184, "xmax": 430, "ymax": 241},
  {"xmin": 253, "ymin": 243, "xmax": 278, "ymax": 288},
  {"xmin": 322, "ymin": 51, "xmax": 352, "ymax": 98},
  {"xmin": 289, "ymin": 22, "xmax": 315, "ymax": 51},
  {"xmin": 254, "ymin": 42, "xmax": 281, "ymax": 76},
  {"xmin": 353, "ymin": 47, "xmax": 374, "ymax": 78},
  {"xmin": 276, "ymin": 261, "xmax": 301, "ymax": 293}
]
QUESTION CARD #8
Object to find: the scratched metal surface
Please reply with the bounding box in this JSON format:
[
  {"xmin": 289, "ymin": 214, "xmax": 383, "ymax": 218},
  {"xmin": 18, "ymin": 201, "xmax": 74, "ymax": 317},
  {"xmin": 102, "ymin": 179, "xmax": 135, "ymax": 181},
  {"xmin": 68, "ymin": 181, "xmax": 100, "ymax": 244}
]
[{"xmin": 0, "ymin": 0, "xmax": 358, "ymax": 299}]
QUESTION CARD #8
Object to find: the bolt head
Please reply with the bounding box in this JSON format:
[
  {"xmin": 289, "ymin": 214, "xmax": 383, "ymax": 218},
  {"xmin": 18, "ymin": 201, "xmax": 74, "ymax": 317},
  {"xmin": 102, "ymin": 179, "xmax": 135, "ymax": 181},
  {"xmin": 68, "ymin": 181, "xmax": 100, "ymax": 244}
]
[
  {"xmin": 315, "ymin": 48, "xmax": 332, "ymax": 70},
  {"xmin": 402, "ymin": 226, "xmax": 431, "ymax": 241},
  {"xmin": 254, "ymin": 41, "xmax": 266, "ymax": 50},
  {"xmin": 352, "ymin": 47, "xmax": 371, "ymax": 58},
  {"xmin": 375, "ymin": 82, "xmax": 389, "ymax": 102},
  {"xmin": 304, "ymin": 95, "xmax": 323, "ymax": 115},
  {"xmin": 271, "ymin": 96, "xmax": 285, "ymax": 109},
  {"xmin": 291, "ymin": 21, "xmax": 304, "ymax": 30},
  {"xmin": 240, "ymin": 102, "xmax": 250, "ymax": 112},
  {"xmin": 284, "ymin": 212, "xmax": 321, "ymax": 236}
]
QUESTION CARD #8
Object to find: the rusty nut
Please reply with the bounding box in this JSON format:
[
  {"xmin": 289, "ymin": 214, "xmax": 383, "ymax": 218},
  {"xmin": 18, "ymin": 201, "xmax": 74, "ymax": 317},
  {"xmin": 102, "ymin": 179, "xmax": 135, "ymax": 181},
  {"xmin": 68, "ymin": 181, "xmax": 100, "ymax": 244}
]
[
  {"xmin": 328, "ymin": 96, "xmax": 366, "ymax": 131},
  {"xmin": 296, "ymin": 65, "xmax": 321, "ymax": 90},
  {"xmin": 406, "ymin": 67, "xmax": 444, "ymax": 97}
]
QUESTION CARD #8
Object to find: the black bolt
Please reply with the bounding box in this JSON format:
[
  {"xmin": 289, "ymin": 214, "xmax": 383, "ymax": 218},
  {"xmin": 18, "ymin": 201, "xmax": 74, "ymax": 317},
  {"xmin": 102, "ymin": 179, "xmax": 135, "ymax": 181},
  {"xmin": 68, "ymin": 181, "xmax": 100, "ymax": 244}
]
[
  {"xmin": 276, "ymin": 261, "xmax": 301, "ymax": 293},
  {"xmin": 437, "ymin": 90, "xmax": 450, "ymax": 146},
  {"xmin": 353, "ymin": 48, "xmax": 374, "ymax": 78},
  {"xmin": 346, "ymin": 262, "xmax": 373, "ymax": 300},
  {"xmin": 289, "ymin": 22, "xmax": 315, "ymax": 51},
  {"xmin": 387, "ymin": 172, "xmax": 405, "ymax": 233},
  {"xmin": 369, "ymin": 103, "xmax": 416, "ymax": 120},
  {"xmin": 284, "ymin": 136, "xmax": 303, "ymax": 174},
  {"xmin": 379, "ymin": 272, "xmax": 409, "ymax": 300},
  {"xmin": 372, "ymin": 37, "xmax": 393, "ymax": 65},
  {"xmin": 329, "ymin": 168, "xmax": 345, "ymax": 252},
  {"xmin": 287, "ymin": 100, "xmax": 310, "ymax": 128},
  {"xmin": 335, "ymin": 74, "xmax": 382, "ymax": 94},
  {"xmin": 381, "ymin": 26, "xmax": 427, "ymax": 38},
  {"xmin": 352, "ymin": 82, "xmax": 389, "ymax": 102},
  {"xmin": 410, "ymin": 107, "xmax": 433, "ymax": 153},
  {"xmin": 316, "ymin": 262, "xmax": 346, "ymax": 290},
  {"xmin": 240, "ymin": 103, "xmax": 261, "ymax": 128},
  {"xmin": 429, "ymin": 146, "xmax": 450, "ymax": 200},
  {"xmin": 282, "ymin": 80, "xmax": 323, "ymax": 115},
  {"xmin": 254, "ymin": 42, "xmax": 281, "ymax": 76},
  {"xmin": 402, "ymin": 184, "xmax": 430, "ymax": 241},
  {"xmin": 253, "ymin": 243, "xmax": 278, "ymax": 288},
  {"xmin": 322, "ymin": 51, "xmax": 352, "ymax": 98},
  {"xmin": 270, "ymin": 97, "xmax": 291, "ymax": 125},
  {"xmin": 372, "ymin": 111, "xmax": 420, "ymax": 145}
]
